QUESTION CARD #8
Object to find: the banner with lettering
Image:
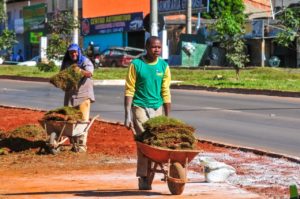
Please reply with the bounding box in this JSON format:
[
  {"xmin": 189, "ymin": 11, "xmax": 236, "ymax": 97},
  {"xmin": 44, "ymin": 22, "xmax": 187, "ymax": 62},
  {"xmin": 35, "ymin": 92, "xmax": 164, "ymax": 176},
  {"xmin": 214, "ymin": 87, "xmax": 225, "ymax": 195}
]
[
  {"xmin": 158, "ymin": 0, "xmax": 207, "ymax": 14},
  {"xmin": 23, "ymin": 3, "xmax": 46, "ymax": 31},
  {"xmin": 81, "ymin": 12, "xmax": 143, "ymax": 36}
]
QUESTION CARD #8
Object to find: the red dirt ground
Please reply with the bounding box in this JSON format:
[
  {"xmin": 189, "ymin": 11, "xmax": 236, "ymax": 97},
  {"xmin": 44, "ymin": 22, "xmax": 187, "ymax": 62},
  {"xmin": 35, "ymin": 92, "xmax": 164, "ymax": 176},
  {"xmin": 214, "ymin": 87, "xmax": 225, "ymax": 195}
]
[{"xmin": 0, "ymin": 106, "xmax": 299, "ymax": 198}]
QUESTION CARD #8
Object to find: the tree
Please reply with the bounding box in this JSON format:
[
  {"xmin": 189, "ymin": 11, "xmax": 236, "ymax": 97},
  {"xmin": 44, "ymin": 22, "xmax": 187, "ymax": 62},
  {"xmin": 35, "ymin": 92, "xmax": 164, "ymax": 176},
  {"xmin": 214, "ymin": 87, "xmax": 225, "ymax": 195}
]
[
  {"xmin": 47, "ymin": 11, "xmax": 78, "ymax": 60},
  {"xmin": 0, "ymin": 29, "xmax": 17, "ymax": 52},
  {"xmin": 207, "ymin": 0, "xmax": 249, "ymax": 80},
  {"xmin": 0, "ymin": 0, "xmax": 17, "ymax": 57},
  {"xmin": 203, "ymin": 0, "xmax": 245, "ymax": 24},
  {"xmin": 275, "ymin": 7, "xmax": 300, "ymax": 48}
]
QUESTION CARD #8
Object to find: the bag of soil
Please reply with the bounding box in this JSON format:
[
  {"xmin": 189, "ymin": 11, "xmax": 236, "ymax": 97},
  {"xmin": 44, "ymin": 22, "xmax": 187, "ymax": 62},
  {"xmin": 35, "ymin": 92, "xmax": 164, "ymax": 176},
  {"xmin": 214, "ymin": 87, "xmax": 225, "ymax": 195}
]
[
  {"xmin": 136, "ymin": 116, "xmax": 197, "ymax": 150},
  {"xmin": 49, "ymin": 64, "xmax": 84, "ymax": 91}
]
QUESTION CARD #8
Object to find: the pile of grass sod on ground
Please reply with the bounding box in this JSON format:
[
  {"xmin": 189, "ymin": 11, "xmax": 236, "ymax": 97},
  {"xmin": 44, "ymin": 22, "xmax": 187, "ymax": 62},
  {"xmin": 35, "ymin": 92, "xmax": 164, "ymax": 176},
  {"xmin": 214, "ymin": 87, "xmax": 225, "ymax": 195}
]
[
  {"xmin": 136, "ymin": 116, "xmax": 197, "ymax": 150},
  {"xmin": 49, "ymin": 64, "xmax": 83, "ymax": 91},
  {"xmin": 42, "ymin": 106, "xmax": 83, "ymax": 122},
  {"xmin": 0, "ymin": 124, "xmax": 45, "ymax": 153}
]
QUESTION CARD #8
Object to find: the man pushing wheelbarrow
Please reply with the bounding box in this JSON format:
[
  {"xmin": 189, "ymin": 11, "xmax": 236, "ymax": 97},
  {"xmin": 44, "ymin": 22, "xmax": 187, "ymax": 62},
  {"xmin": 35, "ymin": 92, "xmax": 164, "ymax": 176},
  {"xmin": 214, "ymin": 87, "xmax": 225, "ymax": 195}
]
[
  {"xmin": 124, "ymin": 36, "xmax": 172, "ymax": 190},
  {"xmin": 124, "ymin": 36, "xmax": 200, "ymax": 195}
]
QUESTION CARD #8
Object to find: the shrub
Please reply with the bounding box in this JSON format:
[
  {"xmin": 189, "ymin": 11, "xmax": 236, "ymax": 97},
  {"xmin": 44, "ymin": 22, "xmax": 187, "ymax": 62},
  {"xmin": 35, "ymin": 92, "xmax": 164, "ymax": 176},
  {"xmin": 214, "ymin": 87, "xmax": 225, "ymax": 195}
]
[{"xmin": 37, "ymin": 61, "xmax": 58, "ymax": 72}]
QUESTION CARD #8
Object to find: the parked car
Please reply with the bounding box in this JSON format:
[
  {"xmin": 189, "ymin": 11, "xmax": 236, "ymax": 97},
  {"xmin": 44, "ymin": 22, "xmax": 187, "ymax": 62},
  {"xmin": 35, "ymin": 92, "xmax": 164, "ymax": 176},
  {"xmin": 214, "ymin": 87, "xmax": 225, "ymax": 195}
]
[
  {"xmin": 17, "ymin": 56, "xmax": 63, "ymax": 67},
  {"xmin": 99, "ymin": 47, "xmax": 144, "ymax": 67}
]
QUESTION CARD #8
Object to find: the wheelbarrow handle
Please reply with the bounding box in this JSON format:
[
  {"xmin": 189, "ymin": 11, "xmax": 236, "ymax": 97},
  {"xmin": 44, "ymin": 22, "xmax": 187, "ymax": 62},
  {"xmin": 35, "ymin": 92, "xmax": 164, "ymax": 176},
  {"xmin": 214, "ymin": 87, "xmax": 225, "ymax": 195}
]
[{"xmin": 84, "ymin": 114, "xmax": 99, "ymax": 132}]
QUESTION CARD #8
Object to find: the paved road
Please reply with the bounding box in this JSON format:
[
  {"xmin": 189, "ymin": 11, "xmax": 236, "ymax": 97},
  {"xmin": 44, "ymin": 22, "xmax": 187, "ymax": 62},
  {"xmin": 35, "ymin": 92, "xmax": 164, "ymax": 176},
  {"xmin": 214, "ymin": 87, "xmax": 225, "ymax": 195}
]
[{"xmin": 0, "ymin": 79, "xmax": 299, "ymax": 157}]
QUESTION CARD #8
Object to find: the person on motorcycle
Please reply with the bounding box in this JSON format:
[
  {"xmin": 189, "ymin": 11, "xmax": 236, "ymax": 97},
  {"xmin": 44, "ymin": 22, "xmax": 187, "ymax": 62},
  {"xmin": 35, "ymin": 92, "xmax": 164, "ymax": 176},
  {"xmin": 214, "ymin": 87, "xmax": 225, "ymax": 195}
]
[
  {"xmin": 86, "ymin": 41, "xmax": 101, "ymax": 67},
  {"xmin": 86, "ymin": 41, "xmax": 95, "ymax": 65}
]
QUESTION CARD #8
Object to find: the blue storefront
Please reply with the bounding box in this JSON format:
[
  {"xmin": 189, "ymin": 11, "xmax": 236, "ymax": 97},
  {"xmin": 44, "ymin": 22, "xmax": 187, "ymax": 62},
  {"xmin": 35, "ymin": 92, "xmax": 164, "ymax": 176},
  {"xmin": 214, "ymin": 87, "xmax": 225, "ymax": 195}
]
[{"xmin": 81, "ymin": 12, "xmax": 145, "ymax": 52}]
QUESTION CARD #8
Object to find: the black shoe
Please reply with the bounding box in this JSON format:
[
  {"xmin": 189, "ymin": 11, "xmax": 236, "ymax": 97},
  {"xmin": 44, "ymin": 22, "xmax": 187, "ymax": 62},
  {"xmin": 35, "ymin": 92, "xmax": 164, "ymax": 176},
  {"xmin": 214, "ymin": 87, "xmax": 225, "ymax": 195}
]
[{"xmin": 138, "ymin": 177, "xmax": 152, "ymax": 190}]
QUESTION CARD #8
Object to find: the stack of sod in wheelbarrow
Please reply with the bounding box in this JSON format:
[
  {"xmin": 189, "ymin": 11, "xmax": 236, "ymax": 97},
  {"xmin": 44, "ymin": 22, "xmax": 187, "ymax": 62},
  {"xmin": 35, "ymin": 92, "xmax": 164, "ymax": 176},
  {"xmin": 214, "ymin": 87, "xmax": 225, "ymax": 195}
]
[
  {"xmin": 49, "ymin": 64, "xmax": 84, "ymax": 91},
  {"xmin": 136, "ymin": 116, "xmax": 197, "ymax": 150},
  {"xmin": 42, "ymin": 106, "xmax": 83, "ymax": 122}
]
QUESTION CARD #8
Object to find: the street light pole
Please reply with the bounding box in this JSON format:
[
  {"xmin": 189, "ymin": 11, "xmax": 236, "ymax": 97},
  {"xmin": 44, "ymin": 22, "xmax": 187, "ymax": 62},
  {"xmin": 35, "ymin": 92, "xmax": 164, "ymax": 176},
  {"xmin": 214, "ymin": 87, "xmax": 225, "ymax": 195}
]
[
  {"xmin": 150, "ymin": 0, "xmax": 158, "ymax": 36},
  {"xmin": 186, "ymin": 0, "xmax": 192, "ymax": 34},
  {"xmin": 72, "ymin": 0, "xmax": 79, "ymax": 44}
]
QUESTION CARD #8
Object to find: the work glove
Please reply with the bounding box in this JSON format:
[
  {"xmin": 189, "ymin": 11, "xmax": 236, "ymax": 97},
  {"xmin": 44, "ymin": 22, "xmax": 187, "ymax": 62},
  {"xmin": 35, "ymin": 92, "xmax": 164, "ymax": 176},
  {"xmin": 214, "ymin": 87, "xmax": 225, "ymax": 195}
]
[{"xmin": 124, "ymin": 108, "xmax": 133, "ymax": 129}]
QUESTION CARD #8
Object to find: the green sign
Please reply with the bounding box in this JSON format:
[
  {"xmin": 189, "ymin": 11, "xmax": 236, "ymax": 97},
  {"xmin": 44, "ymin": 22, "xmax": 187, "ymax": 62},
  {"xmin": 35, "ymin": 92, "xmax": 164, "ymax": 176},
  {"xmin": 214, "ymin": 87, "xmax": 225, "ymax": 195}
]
[
  {"xmin": 23, "ymin": 3, "xmax": 46, "ymax": 31},
  {"xmin": 30, "ymin": 32, "xmax": 43, "ymax": 44}
]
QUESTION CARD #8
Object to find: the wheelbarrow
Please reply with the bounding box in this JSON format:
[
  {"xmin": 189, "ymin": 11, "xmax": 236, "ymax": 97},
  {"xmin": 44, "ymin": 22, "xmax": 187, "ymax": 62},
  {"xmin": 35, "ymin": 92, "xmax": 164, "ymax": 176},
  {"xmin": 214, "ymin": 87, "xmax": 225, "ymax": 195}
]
[
  {"xmin": 136, "ymin": 141, "xmax": 201, "ymax": 195},
  {"xmin": 39, "ymin": 115, "xmax": 99, "ymax": 154}
]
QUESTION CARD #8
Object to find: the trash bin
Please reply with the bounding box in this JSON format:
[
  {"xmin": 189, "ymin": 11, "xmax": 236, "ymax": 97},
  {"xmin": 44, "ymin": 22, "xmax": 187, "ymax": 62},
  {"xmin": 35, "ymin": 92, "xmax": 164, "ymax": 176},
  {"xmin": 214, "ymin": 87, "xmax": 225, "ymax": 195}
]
[{"xmin": 268, "ymin": 56, "xmax": 280, "ymax": 67}]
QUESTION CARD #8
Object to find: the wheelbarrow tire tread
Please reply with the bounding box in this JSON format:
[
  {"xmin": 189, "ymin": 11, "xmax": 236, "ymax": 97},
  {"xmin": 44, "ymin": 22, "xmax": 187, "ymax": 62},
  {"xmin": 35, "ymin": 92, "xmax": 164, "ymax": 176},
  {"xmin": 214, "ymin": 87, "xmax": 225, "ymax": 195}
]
[{"xmin": 167, "ymin": 162, "xmax": 186, "ymax": 195}]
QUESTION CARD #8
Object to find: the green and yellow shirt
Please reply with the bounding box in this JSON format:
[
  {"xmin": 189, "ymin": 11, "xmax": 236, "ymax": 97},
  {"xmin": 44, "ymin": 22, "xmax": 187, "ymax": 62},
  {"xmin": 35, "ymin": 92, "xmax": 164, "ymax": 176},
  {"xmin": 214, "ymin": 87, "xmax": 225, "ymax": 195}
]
[{"xmin": 125, "ymin": 57, "xmax": 171, "ymax": 109}]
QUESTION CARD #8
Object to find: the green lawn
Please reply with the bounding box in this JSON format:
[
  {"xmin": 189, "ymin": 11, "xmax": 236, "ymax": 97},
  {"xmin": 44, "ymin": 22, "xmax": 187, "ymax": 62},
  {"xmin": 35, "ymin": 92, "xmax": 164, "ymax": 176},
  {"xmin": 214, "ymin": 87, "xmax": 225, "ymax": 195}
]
[{"xmin": 1, "ymin": 65, "xmax": 300, "ymax": 92}]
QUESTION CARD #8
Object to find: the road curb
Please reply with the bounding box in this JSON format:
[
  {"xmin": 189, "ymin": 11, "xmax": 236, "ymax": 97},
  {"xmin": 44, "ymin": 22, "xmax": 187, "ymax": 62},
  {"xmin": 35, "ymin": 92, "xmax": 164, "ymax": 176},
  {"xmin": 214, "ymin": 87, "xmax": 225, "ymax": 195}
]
[
  {"xmin": 1, "ymin": 75, "xmax": 299, "ymax": 98},
  {"xmin": 171, "ymin": 84, "xmax": 300, "ymax": 98}
]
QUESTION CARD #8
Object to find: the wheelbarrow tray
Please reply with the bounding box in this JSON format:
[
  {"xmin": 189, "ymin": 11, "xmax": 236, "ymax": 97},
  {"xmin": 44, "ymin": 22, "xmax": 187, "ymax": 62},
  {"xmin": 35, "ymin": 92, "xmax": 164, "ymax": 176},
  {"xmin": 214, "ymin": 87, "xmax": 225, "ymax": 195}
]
[
  {"xmin": 136, "ymin": 141, "xmax": 201, "ymax": 165},
  {"xmin": 39, "ymin": 120, "xmax": 89, "ymax": 137}
]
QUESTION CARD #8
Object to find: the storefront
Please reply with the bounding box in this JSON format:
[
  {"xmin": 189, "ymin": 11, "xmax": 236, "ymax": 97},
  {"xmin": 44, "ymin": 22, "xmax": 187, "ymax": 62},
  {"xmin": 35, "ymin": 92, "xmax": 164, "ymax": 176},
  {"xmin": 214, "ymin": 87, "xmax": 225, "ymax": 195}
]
[
  {"xmin": 81, "ymin": 12, "xmax": 145, "ymax": 51},
  {"xmin": 82, "ymin": 0, "xmax": 149, "ymax": 51}
]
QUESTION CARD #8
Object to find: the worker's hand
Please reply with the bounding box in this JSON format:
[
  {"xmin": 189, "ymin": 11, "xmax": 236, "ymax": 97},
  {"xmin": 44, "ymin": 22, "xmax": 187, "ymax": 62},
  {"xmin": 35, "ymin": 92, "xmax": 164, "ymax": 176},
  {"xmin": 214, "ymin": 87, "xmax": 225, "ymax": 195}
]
[
  {"xmin": 71, "ymin": 64, "xmax": 81, "ymax": 72},
  {"xmin": 124, "ymin": 109, "xmax": 133, "ymax": 129}
]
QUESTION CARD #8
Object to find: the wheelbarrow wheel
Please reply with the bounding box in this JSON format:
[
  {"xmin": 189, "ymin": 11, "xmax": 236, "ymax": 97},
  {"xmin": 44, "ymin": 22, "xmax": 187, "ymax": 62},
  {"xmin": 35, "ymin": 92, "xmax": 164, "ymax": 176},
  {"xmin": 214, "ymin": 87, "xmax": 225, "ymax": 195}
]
[
  {"xmin": 167, "ymin": 162, "xmax": 186, "ymax": 195},
  {"xmin": 48, "ymin": 132, "xmax": 59, "ymax": 155}
]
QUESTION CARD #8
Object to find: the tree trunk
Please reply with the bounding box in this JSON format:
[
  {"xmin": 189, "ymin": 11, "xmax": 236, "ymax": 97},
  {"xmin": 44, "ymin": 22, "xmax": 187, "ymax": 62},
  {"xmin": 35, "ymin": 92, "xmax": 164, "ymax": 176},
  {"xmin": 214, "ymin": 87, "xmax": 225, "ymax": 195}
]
[{"xmin": 235, "ymin": 68, "xmax": 240, "ymax": 80}]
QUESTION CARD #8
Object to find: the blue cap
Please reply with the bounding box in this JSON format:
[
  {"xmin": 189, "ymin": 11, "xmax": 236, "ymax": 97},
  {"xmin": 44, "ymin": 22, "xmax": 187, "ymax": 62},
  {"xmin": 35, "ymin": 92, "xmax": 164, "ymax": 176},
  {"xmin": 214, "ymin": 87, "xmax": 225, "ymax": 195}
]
[{"xmin": 68, "ymin": 43, "xmax": 79, "ymax": 51}]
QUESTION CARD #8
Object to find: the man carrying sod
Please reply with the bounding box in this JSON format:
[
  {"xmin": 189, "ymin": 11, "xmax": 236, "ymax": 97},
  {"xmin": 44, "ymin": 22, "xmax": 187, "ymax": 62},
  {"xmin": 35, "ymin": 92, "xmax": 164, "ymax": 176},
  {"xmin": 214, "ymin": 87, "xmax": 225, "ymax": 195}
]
[
  {"xmin": 124, "ymin": 36, "xmax": 171, "ymax": 190},
  {"xmin": 61, "ymin": 43, "xmax": 95, "ymax": 152}
]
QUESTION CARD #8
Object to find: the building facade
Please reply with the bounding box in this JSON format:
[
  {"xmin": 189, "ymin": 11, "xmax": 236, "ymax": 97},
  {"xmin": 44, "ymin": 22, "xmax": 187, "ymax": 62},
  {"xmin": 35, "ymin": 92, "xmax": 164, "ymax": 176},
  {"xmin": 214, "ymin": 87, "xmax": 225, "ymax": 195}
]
[{"xmin": 81, "ymin": 0, "xmax": 149, "ymax": 52}]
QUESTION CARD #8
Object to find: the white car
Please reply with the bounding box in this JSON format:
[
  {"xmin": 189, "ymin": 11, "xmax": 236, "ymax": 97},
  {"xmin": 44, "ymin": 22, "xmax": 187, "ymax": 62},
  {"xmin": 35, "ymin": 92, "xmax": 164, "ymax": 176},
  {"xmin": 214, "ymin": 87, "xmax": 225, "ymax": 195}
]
[
  {"xmin": 17, "ymin": 56, "xmax": 40, "ymax": 66},
  {"xmin": 17, "ymin": 56, "xmax": 62, "ymax": 67},
  {"xmin": 0, "ymin": 57, "xmax": 4, "ymax": 64}
]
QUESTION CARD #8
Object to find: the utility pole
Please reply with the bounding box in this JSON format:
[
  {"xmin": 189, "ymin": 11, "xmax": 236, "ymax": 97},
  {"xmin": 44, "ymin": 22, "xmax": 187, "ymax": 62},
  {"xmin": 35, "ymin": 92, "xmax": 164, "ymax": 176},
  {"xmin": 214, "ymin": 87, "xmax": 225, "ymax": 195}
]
[
  {"xmin": 261, "ymin": 20, "xmax": 265, "ymax": 67},
  {"xmin": 3, "ymin": 0, "xmax": 7, "ymax": 29},
  {"xmin": 150, "ymin": 0, "xmax": 158, "ymax": 36},
  {"xmin": 72, "ymin": 0, "xmax": 79, "ymax": 44},
  {"xmin": 186, "ymin": 0, "xmax": 192, "ymax": 34}
]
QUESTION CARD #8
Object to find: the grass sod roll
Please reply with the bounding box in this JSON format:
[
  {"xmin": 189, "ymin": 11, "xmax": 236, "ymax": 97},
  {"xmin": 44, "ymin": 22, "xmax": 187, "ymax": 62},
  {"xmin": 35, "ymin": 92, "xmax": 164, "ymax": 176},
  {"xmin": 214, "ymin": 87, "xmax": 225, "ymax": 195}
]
[
  {"xmin": 136, "ymin": 116, "xmax": 197, "ymax": 150},
  {"xmin": 42, "ymin": 106, "xmax": 83, "ymax": 122},
  {"xmin": 49, "ymin": 64, "xmax": 83, "ymax": 91}
]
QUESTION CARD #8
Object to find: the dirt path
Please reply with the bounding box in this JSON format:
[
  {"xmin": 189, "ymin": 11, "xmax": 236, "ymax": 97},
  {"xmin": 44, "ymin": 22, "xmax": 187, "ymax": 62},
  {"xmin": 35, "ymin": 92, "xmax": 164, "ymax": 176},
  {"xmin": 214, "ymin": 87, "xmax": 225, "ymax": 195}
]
[
  {"xmin": 0, "ymin": 164, "xmax": 260, "ymax": 199},
  {"xmin": 0, "ymin": 106, "xmax": 299, "ymax": 198}
]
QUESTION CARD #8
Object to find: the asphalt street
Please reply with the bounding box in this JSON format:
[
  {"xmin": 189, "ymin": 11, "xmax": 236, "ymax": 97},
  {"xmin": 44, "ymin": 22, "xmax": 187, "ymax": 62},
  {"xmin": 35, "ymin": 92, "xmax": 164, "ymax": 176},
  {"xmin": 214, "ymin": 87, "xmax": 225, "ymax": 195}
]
[{"xmin": 0, "ymin": 79, "xmax": 299, "ymax": 157}]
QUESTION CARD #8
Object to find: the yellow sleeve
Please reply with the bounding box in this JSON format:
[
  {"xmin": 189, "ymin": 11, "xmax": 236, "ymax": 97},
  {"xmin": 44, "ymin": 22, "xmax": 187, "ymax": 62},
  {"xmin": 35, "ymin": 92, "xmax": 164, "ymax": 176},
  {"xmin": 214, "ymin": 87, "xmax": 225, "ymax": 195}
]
[
  {"xmin": 125, "ymin": 63, "xmax": 136, "ymax": 97},
  {"xmin": 162, "ymin": 66, "xmax": 171, "ymax": 103}
]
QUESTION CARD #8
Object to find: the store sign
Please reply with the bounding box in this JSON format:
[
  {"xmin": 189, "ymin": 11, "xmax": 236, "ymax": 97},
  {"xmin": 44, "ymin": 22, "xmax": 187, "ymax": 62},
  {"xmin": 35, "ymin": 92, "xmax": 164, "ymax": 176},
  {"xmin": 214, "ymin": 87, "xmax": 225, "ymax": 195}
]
[
  {"xmin": 158, "ymin": 0, "xmax": 205, "ymax": 14},
  {"xmin": 30, "ymin": 32, "xmax": 43, "ymax": 44},
  {"xmin": 23, "ymin": 3, "xmax": 46, "ymax": 31},
  {"xmin": 81, "ymin": 12, "xmax": 143, "ymax": 36}
]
